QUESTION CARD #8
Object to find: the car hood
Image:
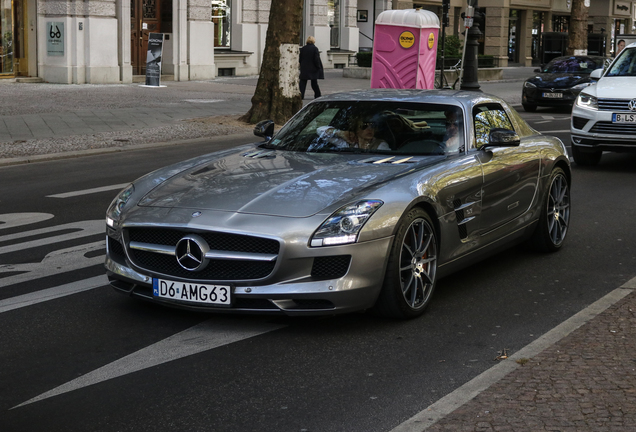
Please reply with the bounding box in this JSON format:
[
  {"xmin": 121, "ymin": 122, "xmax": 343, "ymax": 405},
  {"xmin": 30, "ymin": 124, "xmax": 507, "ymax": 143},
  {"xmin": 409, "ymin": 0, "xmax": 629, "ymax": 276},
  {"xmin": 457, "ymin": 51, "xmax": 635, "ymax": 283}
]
[
  {"xmin": 526, "ymin": 73, "xmax": 589, "ymax": 89},
  {"xmin": 138, "ymin": 147, "xmax": 439, "ymax": 217},
  {"xmin": 594, "ymin": 76, "xmax": 636, "ymax": 98}
]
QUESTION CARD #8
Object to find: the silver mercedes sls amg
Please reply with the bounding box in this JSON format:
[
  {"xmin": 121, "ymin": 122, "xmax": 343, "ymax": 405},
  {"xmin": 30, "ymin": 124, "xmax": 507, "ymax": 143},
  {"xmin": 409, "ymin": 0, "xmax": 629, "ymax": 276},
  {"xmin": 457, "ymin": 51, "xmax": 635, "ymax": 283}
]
[{"xmin": 105, "ymin": 90, "xmax": 571, "ymax": 319}]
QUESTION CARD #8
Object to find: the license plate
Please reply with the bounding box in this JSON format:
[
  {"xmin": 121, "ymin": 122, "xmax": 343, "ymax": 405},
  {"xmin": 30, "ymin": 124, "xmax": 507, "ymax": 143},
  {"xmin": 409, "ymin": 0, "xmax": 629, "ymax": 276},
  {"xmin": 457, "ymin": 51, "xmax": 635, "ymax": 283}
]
[
  {"xmin": 613, "ymin": 113, "xmax": 636, "ymax": 123},
  {"xmin": 542, "ymin": 92, "xmax": 563, "ymax": 98},
  {"xmin": 153, "ymin": 278, "xmax": 231, "ymax": 305}
]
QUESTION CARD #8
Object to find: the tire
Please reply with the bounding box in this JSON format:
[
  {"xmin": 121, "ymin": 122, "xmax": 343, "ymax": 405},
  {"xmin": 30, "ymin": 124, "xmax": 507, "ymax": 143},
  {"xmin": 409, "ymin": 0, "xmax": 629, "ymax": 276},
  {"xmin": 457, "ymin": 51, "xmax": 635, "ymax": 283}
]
[
  {"xmin": 571, "ymin": 143, "xmax": 602, "ymax": 166},
  {"xmin": 523, "ymin": 103, "xmax": 537, "ymax": 112},
  {"xmin": 374, "ymin": 208, "xmax": 438, "ymax": 319},
  {"xmin": 529, "ymin": 167, "xmax": 570, "ymax": 252}
]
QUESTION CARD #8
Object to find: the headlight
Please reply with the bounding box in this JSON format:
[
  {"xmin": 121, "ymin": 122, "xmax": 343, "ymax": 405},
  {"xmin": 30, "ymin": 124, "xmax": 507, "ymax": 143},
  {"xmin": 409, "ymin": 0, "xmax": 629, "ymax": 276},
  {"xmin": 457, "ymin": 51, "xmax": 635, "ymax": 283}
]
[
  {"xmin": 576, "ymin": 93, "xmax": 598, "ymax": 109},
  {"xmin": 106, "ymin": 184, "xmax": 134, "ymax": 227},
  {"xmin": 570, "ymin": 83, "xmax": 590, "ymax": 92},
  {"xmin": 310, "ymin": 200, "xmax": 383, "ymax": 247},
  {"xmin": 524, "ymin": 81, "xmax": 536, "ymax": 88}
]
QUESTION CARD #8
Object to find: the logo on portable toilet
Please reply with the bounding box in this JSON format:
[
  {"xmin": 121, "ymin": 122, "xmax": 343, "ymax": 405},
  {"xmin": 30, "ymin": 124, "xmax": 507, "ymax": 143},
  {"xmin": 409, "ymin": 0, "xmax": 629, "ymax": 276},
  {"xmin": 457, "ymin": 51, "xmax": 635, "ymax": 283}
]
[
  {"xmin": 399, "ymin": 31, "xmax": 415, "ymax": 49},
  {"xmin": 428, "ymin": 32, "xmax": 435, "ymax": 49}
]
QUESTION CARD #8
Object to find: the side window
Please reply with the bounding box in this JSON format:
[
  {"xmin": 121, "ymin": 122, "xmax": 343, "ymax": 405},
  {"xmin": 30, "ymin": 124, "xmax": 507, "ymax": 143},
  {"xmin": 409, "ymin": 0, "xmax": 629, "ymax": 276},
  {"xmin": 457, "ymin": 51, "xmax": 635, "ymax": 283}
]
[{"xmin": 473, "ymin": 104, "xmax": 514, "ymax": 147}]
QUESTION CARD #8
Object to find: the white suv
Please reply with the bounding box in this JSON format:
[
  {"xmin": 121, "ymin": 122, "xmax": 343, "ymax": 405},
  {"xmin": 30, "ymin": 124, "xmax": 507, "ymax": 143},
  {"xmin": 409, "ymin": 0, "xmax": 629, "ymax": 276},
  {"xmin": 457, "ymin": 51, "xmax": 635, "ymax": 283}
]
[{"xmin": 570, "ymin": 43, "xmax": 636, "ymax": 165}]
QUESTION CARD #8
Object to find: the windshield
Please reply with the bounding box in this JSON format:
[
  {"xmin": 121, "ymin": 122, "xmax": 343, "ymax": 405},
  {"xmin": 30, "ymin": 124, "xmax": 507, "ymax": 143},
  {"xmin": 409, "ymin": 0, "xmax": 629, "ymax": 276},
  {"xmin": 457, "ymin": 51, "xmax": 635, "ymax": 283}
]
[
  {"xmin": 606, "ymin": 48, "xmax": 636, "ymax": 76},
  {"xmin": 267, "ymin": 101, "xmax": 465, "ymax": 156},
  {"xmin": 542, "ymin": 57, "xmax": 602, "ymax": 74}
]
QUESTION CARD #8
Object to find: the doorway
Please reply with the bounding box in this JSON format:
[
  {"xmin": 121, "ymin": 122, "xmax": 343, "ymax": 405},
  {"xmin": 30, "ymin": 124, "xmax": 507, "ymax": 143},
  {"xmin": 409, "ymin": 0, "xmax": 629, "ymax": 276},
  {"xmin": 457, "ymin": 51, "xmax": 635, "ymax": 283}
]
[
  {"xmin": 1, "ymin": 0, "xmax": 28, "ymax": 76},
  {"xmin": 131, "ymin": 0, "xmax": 161, "ymax": 75}
]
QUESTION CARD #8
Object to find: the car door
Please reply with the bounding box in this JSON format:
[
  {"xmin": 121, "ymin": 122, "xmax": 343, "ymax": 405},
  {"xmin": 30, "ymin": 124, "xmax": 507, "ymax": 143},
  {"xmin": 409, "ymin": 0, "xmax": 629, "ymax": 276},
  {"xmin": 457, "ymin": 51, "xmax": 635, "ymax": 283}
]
[{"xmin": 474, "ymin": 103, "xmax": 541, "ymax": 233}]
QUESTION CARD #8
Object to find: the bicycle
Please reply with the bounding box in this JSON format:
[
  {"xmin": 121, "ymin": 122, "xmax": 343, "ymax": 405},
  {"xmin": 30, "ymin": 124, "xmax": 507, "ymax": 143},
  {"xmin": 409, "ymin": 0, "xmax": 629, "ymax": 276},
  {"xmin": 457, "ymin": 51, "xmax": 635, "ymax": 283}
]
[{"xmin": 435, "ymin": 59, "xmax": 462, "ymax": 90}]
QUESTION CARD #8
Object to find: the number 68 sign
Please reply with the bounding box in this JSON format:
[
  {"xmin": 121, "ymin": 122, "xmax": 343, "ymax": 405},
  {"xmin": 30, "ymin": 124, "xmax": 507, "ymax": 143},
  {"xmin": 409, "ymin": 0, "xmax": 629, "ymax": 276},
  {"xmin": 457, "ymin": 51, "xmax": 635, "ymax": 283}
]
[{"xmin": 46, "ymin": 22, "xmax": 64, "ymax": 56}]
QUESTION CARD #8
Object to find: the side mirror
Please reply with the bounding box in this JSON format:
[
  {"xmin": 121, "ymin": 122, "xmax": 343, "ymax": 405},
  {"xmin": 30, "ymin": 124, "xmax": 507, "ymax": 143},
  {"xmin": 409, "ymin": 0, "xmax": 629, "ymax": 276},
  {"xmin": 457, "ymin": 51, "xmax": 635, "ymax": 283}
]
[
  {"xmin": 487, "ymin": 128, "xmax": 520, "ymax": 147},
  {"xmin": 254, "ymin": 120, "xmax": 275, "ymax": 140},
  {"xmin": 590, "ymin": 69, "xmax": 603, "ymax": 79}
]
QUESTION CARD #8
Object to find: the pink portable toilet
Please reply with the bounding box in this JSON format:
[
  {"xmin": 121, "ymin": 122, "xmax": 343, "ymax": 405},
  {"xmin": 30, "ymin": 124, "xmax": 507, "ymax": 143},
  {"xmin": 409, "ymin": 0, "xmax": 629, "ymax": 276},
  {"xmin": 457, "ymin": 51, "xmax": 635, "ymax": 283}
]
[{"xmin": 370, "ymin": 9, "xmax": 440, "ymax": 89}]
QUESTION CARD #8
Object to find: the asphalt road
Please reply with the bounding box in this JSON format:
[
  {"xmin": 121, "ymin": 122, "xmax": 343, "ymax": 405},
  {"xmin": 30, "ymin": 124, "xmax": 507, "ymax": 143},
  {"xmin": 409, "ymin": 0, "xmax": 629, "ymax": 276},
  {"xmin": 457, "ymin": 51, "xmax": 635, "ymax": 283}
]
[{"xmin": 1, "ymin": 113, "xmax": 635, "ymax": 432}]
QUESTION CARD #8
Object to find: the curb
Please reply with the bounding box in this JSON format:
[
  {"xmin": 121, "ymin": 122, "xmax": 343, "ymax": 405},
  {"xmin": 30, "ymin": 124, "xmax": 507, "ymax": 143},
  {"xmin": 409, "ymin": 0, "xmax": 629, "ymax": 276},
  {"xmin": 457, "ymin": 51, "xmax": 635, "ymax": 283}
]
[{"xmin": 0, "ymin": 131, "xmax": 256, "ymax": 168}]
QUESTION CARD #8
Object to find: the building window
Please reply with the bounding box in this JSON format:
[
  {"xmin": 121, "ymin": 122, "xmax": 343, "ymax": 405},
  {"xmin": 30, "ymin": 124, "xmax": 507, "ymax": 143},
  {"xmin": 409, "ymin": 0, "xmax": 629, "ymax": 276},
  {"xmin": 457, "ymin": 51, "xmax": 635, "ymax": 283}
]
[
  {"xmin": 328, "ymin": 0, "xmax": 340, "ymax": 49},
  {"xmin": 212, "ymin": 0, "xmax": 231, "ymax": 48},
  {"xmin": 218, "ymin": 67, "xmax": 235, "ymax": 76},
  {"xmin": 552, "ymin": 15, "xmax": 569, "ymax": 33}
]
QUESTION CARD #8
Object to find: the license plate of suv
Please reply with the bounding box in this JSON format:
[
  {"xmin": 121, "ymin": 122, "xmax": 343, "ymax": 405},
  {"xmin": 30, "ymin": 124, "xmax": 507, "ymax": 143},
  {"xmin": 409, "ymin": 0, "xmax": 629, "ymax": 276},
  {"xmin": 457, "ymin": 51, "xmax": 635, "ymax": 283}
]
[
  {"xmin": 153, "ymin": 278, "xmax": 231, "ymax": 305},
  {"xmin": 613, "ymin": 113, "xmax": 636, "ymax": 123},
  {"xmin": 542, "ymin": 92, "xmax": 563, "ymax": 98}
]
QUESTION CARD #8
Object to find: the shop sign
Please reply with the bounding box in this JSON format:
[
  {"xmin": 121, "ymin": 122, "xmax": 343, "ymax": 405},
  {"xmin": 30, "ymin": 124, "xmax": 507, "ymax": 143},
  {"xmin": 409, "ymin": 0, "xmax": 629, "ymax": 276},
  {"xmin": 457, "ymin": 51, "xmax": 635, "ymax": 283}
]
[
  {"xmin": 614, "ymin": 0, "xmax": 631, "ymax": 16},
  {"xmin": 46, "ymin": 22, "xmax": 64, "ymax": 56}
]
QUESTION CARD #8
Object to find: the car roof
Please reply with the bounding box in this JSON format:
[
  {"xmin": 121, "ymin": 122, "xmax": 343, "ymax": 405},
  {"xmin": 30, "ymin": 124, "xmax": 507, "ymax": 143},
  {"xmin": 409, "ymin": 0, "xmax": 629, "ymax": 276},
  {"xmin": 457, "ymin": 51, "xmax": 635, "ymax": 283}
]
[{"xmin": 314, "ymin": 89, "xmax": 506, "ymax": 112}]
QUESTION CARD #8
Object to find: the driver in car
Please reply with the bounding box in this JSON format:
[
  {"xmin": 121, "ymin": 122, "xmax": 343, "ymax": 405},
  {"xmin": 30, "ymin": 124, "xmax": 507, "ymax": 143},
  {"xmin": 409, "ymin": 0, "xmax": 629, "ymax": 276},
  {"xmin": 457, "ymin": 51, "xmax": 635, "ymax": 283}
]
[{"xmin": 314, "ymin": 114, "xmax": 390, "ymax": 151}]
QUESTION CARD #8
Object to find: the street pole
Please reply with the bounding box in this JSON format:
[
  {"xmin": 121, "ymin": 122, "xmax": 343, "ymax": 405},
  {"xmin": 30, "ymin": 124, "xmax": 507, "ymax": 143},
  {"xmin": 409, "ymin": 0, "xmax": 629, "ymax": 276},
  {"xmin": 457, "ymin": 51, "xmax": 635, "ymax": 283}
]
[
  {"xmin": 460, "ymin": 0, "xmax": 482, "ymax": 91},
  {"xmin": 439, "ymin": 0, "xmax": 450, "ymax": 88}
]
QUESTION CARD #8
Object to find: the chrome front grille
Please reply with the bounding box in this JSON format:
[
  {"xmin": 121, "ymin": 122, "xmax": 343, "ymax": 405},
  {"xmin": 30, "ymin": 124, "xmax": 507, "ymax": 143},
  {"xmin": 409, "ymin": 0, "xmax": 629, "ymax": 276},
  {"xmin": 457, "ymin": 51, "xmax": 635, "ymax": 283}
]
[
  {"xmin": 125, "ymin": 228, "xmax": 280, "ymax": 281},
  {"xmin": 597, "ymin": 98, "xmax": 631, "ymax": 111},
  {"xmin": 589, "ymin": 121, "xmax": 636, "ymax": 135}
]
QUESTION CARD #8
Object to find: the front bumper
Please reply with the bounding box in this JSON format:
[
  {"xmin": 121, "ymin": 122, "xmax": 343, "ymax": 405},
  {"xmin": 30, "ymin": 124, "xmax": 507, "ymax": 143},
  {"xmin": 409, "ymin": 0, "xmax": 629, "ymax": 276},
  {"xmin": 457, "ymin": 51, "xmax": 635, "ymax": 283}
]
[
  {"xmin": 571, "ymin": 105, "xmax": 636, "ymax": 152},
  {"xmin": 105, "ymin": 235, "xmax": 394, "ymax": 316},
  {"xmin": 523, "ymin": 88, "xmax": 579, "ymax": 107}
]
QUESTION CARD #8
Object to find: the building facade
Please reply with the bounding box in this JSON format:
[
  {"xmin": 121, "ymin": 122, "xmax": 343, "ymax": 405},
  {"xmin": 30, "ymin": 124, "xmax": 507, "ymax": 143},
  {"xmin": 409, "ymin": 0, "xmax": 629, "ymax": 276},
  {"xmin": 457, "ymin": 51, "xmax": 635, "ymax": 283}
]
[{"xmin": 1, "ymin": 0, "xmax": 635, "ymax": 82}]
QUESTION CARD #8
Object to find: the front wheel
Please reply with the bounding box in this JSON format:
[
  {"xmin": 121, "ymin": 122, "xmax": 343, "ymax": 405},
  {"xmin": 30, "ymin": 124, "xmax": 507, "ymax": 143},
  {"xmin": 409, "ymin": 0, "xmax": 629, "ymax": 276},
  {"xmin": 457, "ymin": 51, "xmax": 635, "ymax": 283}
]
[
  {"xmin": 529, "ymin": 167, "xmax": 570, "ymax": 252},
  {"xmin": 374, "ymin": 208, "xmax": 438, "ymax": 319}
]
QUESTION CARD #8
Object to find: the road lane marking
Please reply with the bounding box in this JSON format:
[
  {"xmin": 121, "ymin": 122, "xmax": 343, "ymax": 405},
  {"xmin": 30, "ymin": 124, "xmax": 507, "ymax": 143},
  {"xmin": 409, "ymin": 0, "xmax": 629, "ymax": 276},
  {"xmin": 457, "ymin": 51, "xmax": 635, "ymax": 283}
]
[
  {"xmin": 46, "ymin": 183, "xmax": 129, "ymax": 198},
  {"xmin": 12, "ymin": 318, "xmax": 287, "ymax": 408},
  {"xmin": 182, "ymin": 99, "xmax": 224, "ymax": 103},
  {"xmin": 0, "ymin": 241, "xmax": 105, "ymax": 287},
  {"xmin": 0, "ymin": 275, "xmax": 108, "ymax": 314},
  {"xmin": 0, "ymin": 220, "xmax": 103, "ymax": 255},
  {"xmin": 0, "ymin": 213, "xmax": 54, "ymax": 231},
  {"xmin": 390, "ymin": 276, "xmax": 636, "ymax": 432}
]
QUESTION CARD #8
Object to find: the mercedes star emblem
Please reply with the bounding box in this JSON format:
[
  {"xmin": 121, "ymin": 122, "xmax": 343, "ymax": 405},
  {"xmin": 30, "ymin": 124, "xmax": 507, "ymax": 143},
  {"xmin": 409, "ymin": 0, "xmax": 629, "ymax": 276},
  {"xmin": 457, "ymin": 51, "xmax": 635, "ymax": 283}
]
[
  {"xmin": 628, "ymin": 99, "xmax": 636, "ymax": 112},
  {"xmin": 175, "ymin": 234, "xmax": 210, "ymax": 271}
]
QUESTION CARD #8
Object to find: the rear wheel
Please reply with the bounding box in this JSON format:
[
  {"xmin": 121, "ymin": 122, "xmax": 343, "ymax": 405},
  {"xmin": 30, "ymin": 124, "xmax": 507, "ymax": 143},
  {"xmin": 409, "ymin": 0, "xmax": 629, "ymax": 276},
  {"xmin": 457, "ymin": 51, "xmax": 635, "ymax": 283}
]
[
  {"xmin": 529, "ymin": 167, "xmax": 570, "ymax": 252},
  {"xmin": 374, "ymin": 208, "xmax": 438, "ymax": 319},
  {"xmin": 571, "ymin": 143, "xmax": 602, "ymax": 166}
]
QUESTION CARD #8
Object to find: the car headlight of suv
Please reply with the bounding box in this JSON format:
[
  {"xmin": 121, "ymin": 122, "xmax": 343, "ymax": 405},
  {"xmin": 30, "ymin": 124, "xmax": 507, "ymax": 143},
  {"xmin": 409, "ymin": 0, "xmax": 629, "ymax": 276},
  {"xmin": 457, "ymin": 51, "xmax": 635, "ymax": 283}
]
[
  {"xmin": 310, "ymin": 200, "xmax": 383, "ymax": 247},
  {"xmin": 524, "ymin": 81, "xmax": 536, "ymax": 89},
  {"xmin": 576, "ymin": 92, "xmax": 598, "ymax": 110},
  {"xmin": 106, "ymin": 184, "xmax": 134, "ymax": 228}
]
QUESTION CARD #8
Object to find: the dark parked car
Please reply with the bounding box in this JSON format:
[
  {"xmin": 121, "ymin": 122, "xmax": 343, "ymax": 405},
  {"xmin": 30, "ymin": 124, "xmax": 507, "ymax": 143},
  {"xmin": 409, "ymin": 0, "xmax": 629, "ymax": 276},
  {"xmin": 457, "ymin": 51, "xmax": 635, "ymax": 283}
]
[
  {"xmin": 522, "ymin": 55, "xmax": 605, "ymax": 112},
  {"xmin": 105, "ymin": 90, "xmax": 571, "ymax": 319}
]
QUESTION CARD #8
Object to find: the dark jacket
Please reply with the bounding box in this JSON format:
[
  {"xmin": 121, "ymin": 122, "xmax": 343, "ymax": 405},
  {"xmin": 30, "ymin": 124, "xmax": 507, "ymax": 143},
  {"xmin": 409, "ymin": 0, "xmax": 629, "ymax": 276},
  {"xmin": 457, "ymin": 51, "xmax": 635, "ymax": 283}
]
[{"xmin": 299, "ymin": 43, "xmax": 324, "ymax": 80}]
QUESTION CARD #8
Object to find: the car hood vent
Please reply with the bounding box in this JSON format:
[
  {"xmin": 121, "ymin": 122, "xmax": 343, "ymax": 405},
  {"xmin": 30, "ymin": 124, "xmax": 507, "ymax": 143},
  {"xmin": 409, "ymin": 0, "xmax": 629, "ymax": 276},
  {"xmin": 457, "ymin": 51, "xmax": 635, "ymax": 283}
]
[
  {"xmin": 242, "ymin": 149, "xmax": 276, "ymax": 159},
  {"xmin": 360, "ymin": 156, "xmax": 426, "ymax": 164}
]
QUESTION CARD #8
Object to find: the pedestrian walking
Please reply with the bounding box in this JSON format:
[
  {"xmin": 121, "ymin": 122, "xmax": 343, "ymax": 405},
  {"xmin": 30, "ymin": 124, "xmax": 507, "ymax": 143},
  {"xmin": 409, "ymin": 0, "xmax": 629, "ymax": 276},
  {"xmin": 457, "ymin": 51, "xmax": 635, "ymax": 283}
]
[{"xmin": 299, "ymin": 36, "xmax": 324, "ymax": 99}]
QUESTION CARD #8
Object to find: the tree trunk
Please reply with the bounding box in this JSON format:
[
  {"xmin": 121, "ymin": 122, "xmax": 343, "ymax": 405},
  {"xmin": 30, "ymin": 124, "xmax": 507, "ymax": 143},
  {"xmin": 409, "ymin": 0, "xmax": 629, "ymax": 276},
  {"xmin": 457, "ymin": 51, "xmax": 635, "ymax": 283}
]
[
  {"xmin": 567, "ymin": 0, "xmax": 588, "ymax": 55},
  {"xmin": 240, "ymin": 0, "xmax": 304, "ymax": 125}
]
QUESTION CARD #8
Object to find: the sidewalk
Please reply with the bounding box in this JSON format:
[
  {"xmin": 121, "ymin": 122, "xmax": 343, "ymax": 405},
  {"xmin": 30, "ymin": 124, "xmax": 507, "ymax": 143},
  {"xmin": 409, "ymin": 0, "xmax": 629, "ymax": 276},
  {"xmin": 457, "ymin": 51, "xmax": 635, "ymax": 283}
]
[
  {"xmin": 3, "ymin": 67, "xmax": 636, "ymax": 431},
  {"xmin": 398, "ymin": 277, "xmax": 636, "ymax": 431}
]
